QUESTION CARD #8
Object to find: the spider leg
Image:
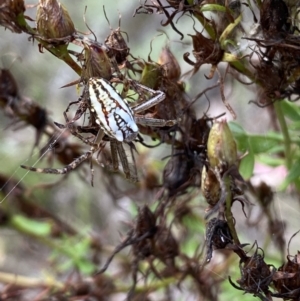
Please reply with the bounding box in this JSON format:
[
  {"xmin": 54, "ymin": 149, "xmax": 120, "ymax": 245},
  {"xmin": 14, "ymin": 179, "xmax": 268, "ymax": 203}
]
[
  {"xmin": 131, "ymin": 86, "xmax": 166, "ymax": 113},
  {"xmin": 20, "ymin": 151, "xmax": 94, "ymax": 174},
  {"xmin": 110, "ymin": 77, "xmax": 168, "ymax": 117},
  {"xmin": 124, "ymin": 80, "xmax": 178, "ymax": 127},
  {"xmin": 134, "ymin": 115, "xmax": 177, "ymax": 127},
  {"xmin": 115, "ymin": 140, "xmax": 138, "ymax": 182},
  {"xmin": 110, "ymin": 139, "xmax": 120, "ymax": 172},
  {"xmin": 128, "ymin": 141, "xmax": 138, "ymax": 182},
  {"xmin": 54, "ymin": 122, "xmax": 99, "ymax": 148},
  {"xmin": 21, "ymin": 130, "xmax": 105, "ymax": 178},
  {"xmin": 108, "ymin": 140, "xmax": 135, "ymax": 181}
]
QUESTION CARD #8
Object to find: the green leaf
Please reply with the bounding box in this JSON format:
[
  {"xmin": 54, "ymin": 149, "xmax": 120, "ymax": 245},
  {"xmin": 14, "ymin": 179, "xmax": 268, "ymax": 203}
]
[
  {"xmin": 11, "ymin": 215, "xmax": 52, "ymax": 237},
  {"xmin": 239, "ymin": 151, "xmax": 255, "ymax": 180},
  {"xmin": 76, "ymin": 260, "xmax": 96, "ymax": 274},
  {"xmin": 262, "ymin": 131, "xmax": 284, "ymax": 140},
  {"xmin": 280, "ymin": 100, "xmax": 300, "ymax": 121},
  {"xmin": 258, "ymin": 154, "xmax": 285, "ymax": 167},
  {"xmin": 229, "ymin": 123, "xmax": 248, "ymax": 152},
  {"xmin": 289, "ymin": 121, "xmax": 300, "ymax": 130},
  {"xmin": 228, "ymin": 122, "xmax": 247, "ymax": 137},
  {"xmin": 247, "ymin": 135, "xmax": 280, "ymax": 154},
  {"xmin": 200, "ymin": 4, "xmax": 227, "ymax": 12},
  {"xmin": 235, "ymin": 135, "xmax": 249, "ymax": 152},
  {"xmin": 280, "ymin": 157, "xmax": 300, "ymax": 190}
]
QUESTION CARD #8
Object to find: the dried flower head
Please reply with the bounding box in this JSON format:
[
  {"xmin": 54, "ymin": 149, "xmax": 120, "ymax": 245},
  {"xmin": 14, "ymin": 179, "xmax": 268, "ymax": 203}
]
[
  {"xmin": 81, "ymin": 42, "xmax": 112, "ymax": 82},
  {"xmin": 36, "ymin": 0, "xmax": 75, "ymax": 40},
  {"xmin": 158, "ymin": 46, "xmax": 181, "ymax": 81},
  {"xmin": 184, "ymin": 29, "xmax": 224, "ymax": 74},
  {"xmin": 0, "ymin": 0, "xmax": 26, "ymax": 33},
  {"xmin": 207, "ymin": 120, "xmax": 237, "ymax": 170}
]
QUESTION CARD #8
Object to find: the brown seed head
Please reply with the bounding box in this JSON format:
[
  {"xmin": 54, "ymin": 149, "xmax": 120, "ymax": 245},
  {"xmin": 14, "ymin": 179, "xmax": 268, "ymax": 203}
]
[
  {"xmin": 201, "ymin": 167, "xmax": 220, "ymax": 206},
  {"xmin": 140, "ymin": 61, "xmax": 162, "ymax": 90},
  {"xmin": 105, "ymin": 28, "xmax": 129, "ymax": 65},
  {"xmin": 207, "ymin": 120, "xmax": 237, "ymax": 170},
  {"xmin": 0, "ymin": 0, "xmax": 26, "ymax": 33},
  {"xmin": 81, "ymin": 43, "xmax": 112, "ymax": 82},
  {"xmin": 36, "ymin": 0, "xmax": 75, "ymax": 40},
  {"xmin": 184, "ymin": 29, "xmax": 224, "ymax": 73},
  {"xmin": 158, "ymin": 46, "xmax": 181, "ymax": 81}
]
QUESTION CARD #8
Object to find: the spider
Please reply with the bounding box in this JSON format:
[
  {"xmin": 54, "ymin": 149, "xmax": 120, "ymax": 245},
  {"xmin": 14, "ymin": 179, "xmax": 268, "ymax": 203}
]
[{"xmin": 21, "ymin": 77, "xmax": 177, "ymax": 182}]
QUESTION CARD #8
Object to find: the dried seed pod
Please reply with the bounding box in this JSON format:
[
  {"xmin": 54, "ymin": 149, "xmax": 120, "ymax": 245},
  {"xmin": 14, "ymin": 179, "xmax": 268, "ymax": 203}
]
[
  {"xmin": 36, "ymin": 0, "xmax": 75, "ymax": 40},
  {"xmin": 205, "ymin": 217, "xmax": 232, "ymax": 262},
  {"xmin": 135, "ymin": 205, "xmax": 157, "ymax": 237},
  {"xmin": 273, "ymin": 252, "xmax": 300, "ymax": 299},
  {"xmin": 163, "ymin": 151, "xmax": 196, "ymax": 196},
  {"xmin": 237, "ymin": 253, "xmax": 272, "ymax": 294},
  {"xmin": 155, "ymin": 227, "xmax": 179, "ymax": 261},
  {"xmin": 0, "ymin": 68, "xmax": 48, "ymax": 146},
  {"xmin": 105, "ymin": 24, "xmax": 130, "ymax": 65},
  {"xmin": 201, "ymin": 166, "xmax": 221, "ymax": 207},
  {"xmin": 140, "ymin": 61, "xmax": 162, "ymax": 90},
  {"xmin": 229, "ymin": 245, "xmax": 273, "ymax": 296},
  {"xmin": 184, "ymin": 29, "xmax": 224, "ymax": 74},
  {"xmin": 0, "ymin": 68, "xmax": 19, "ymax": 101},
  {"xmin": 207, "ymin": 120, "xmax": 237, "ymax": 170},
  {"xmin": 81, "ymin": 42, "xmax": 112, "ymax": 82},
  {"xmin": 134, "ymin": 206, "xmax": 157, "ymax": 258},
  {"xmin": 166, "ymin": 0, "xmax": 190, "ymax": 8},
  {"xmin": 188, "ymin": 117, "xmax": 211, "ymax": 153},
  {"xmin": 0, "ymin": 0, "xmax": 25, "ymax": 33},
  {"xmin": 260, "ymin": 0, "xmax": 290, "ymax": 38},
  {"xmin": 158, "ymin": 46, "xmax": 181, "ymax": 81}
]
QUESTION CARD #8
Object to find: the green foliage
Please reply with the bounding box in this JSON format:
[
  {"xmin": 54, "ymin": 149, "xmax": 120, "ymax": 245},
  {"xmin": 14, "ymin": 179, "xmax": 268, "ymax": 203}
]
[
  {"xmin": 49, "ymin": 235, "xmax": 96, "ymax": 275},
  {"xmin": 1, "ymin": 0, "xmax": 300, "ymax": 300}
]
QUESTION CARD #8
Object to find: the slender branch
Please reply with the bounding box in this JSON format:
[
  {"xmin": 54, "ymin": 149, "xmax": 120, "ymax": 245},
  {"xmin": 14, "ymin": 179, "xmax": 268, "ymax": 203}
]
[
  {"xmin": 0, "ymin": 272, "xmax": 64, "ymax": 290},
  {"xmin": 273, "ymin": 101, "xmax": 292, "ymax": 169},
  {"xmin": 115, "ymin": 276, "xmax": 177, "ymax": 293},
  {"xmin": 224, "ymin": 176, "xmax": 240, "ymax": 245}
]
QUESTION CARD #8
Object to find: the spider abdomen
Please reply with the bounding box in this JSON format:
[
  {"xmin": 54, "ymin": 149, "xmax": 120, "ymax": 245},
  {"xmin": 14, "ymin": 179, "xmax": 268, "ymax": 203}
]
[{"xmin": 89, "ymin": 77, "xmax": 138, "ymax": 142}]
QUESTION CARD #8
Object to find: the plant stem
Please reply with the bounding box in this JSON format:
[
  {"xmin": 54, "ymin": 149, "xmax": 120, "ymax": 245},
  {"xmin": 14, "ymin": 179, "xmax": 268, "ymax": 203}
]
[
  {"xmin": 9, "ymin": 215, "xmax": 95, "ymax": 270},
  {"xmin": 0, "ymin": 272, "xmax": 64, "ymax": 289},
  {"xmin": 224, "ymin": 176, "xmax": 240, "ymax": 245},
  {"xmin": 116, "ymin": 276, "xmax": 176, "ymax": 293},
  {"xmin": 274, "ymin": 101, "xmax": 292, "ymax": 169}
]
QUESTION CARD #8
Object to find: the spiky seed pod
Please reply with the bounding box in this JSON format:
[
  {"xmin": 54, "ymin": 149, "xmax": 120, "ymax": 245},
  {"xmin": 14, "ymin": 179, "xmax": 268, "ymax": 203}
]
[
  {"xmin": 133, "ymin": 206, "xmax": 157, "ymax": 258},
  {"xmin": 81, "ymin": 43, "xmax": 112, "ymax": 82},
  {"xmin": 205, "ymin": 218, "xmax": 232, "ymax": 262},
  {"xmin": 260, "ymin": 0, "xmax": 289, "ymax": 38},
  {"xmin": 0, "ymin": 0, "xmax": 26, "ymax": 33},
  {"xmin": 36, "ymin": 0, "xmax": 75, "ymax": 40},
  {"xmin": 237, "ymin": 253, "xmax": 272, "ymax": 294},
  {"xmin": 140, "ymin": 61, "xmax": 162, "ymax": 90},
  {"xmin": 158, "ymin": 46, "xmax": 181, "ymax": 81},
  {"xmin": 184, "ymin": 29, "xmax": 224, "ymax": 73},
  {"xmin": 207, "ymin": 120, "xmax": 237, "ymax": 170},
  {"xmin": 155, "ymin": 227, "xmax": 179, "ymax": 261},
  {"xmin": 273, "ymin": 252, "xmax": 300, "ymax": 299},
  {"xmin": 105, "ymin": 28, "xmax": 129, "ymax": 65},
  {"xmin": 0, "ymin": 69, "xmax": 19, "ymax": 100},
  {"xmin": 135, "ymin": 205, "xmax": 157, "ymax": 238},
  {"xmin": 201, "ymin": 166, "xmax": 221, "ymax": 207}
]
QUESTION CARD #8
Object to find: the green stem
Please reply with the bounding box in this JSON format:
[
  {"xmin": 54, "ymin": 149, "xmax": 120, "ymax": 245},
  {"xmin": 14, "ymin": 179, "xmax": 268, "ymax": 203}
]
[
  {"xmin": 219, "ymin": 14, "xmax": 242, "ymax": 48},
  {"xmin": 224, "ymin": 176, "xmax": 240, "ymax": 245},
  {"xmin": 16, "ymin": 13, "xmax": 82, "ymax": 76},
  {"xmin": 42, "ymin": 44, "xmax": 82, "ymax": 76},
  {"xmin": 274, "ymin": 101, "xmax": 292, "ymax": 169},
  {"xmin": 0, "ymin": 271, "xmax": 64, "ymax": 290},
  {"xmin": 9, "ymin": 215, "xmax": 95, "ymax": 269},
  {"xmin": 116, "ymin": 276, "xmax": 176, "ymax": 293},
  {"xmin": 185, "ymin": 0, "xmax": 216, "ymax": 38}
]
